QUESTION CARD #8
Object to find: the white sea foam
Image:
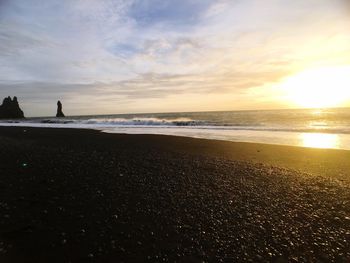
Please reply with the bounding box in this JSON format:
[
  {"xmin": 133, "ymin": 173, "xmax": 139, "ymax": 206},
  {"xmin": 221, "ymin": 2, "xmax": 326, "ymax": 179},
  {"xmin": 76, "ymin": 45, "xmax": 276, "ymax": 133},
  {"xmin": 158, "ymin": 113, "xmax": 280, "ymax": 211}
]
[{"xmin": 1, "ymin": 109, "xmax": 350, "ymax": 150}]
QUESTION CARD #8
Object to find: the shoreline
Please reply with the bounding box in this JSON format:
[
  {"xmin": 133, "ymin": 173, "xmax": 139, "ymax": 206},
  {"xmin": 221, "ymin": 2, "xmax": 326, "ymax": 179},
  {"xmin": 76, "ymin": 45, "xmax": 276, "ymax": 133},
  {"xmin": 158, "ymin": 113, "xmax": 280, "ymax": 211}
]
[
  {"xmin": 0, "ymin": 126, "xmax": 349, "ymax": 261},
  {"xmin": 1, "ymin": 121, "xmax": 350, "ymax": 151}
]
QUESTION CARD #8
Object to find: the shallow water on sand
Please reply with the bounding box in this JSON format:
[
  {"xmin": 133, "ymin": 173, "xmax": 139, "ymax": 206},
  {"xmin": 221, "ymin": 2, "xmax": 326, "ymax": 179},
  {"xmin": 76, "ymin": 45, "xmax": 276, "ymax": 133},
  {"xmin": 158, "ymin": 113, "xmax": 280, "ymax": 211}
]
[{"xmin": 1, "ymin": 108, "xmax": 350, "ymax": 150}]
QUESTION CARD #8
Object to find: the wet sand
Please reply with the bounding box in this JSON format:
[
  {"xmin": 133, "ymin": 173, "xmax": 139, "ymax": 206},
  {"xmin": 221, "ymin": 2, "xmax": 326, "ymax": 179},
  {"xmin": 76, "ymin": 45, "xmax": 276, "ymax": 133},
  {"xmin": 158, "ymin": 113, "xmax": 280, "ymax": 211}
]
[{"xmin": 0, "ymin": 127, "xmax": 349, "ymax": 262}]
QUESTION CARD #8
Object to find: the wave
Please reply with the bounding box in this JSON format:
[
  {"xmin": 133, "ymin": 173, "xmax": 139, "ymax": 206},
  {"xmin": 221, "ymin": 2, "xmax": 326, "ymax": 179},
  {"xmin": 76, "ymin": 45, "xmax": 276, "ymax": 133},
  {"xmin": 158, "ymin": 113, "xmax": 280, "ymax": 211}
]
[
  {"xmin": 1, "ymin": 117, "xmax": 350, "ymax": 134},
  {"xmin": 79, "ymin": 117, "xmax": 205, "ymax": 126},
  {"xmin": 0, "ymin": 109, "xmax": 350, "ymax": 135}
]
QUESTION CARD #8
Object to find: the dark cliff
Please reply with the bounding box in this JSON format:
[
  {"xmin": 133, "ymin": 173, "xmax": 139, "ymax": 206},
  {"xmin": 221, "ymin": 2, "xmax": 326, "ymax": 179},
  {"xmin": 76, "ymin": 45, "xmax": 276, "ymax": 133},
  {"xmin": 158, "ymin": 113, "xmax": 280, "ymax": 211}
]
[
  {"xmin": 56, "ymin": 100, "xmax": 65, "ymax": 117},
  {"xmin": 0, "ymin": 96, "xmax": 25, "ymax": 119}
]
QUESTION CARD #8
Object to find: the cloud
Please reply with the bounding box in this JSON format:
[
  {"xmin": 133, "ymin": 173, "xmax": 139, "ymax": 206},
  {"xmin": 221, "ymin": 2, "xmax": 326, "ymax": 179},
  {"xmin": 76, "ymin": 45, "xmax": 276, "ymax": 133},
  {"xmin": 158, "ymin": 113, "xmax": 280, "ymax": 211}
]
[
  {"xmin": 0, "ymin": 0, "xmax": 349, "ymax": 116},
  {"xmin": 128, "ymin": 0, "xmax": 213, "ymax": 28},
  {"xmin": 0, "ymin": 65, "xmax": 290, "ymax": 116}
]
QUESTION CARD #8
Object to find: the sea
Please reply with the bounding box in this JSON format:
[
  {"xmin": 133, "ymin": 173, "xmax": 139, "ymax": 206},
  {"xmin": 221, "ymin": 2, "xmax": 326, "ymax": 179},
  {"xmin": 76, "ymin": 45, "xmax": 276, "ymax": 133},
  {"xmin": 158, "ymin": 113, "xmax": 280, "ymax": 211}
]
[{"xmin": 1, "ymin": 108, "xmax": 350, "ymax": 150}]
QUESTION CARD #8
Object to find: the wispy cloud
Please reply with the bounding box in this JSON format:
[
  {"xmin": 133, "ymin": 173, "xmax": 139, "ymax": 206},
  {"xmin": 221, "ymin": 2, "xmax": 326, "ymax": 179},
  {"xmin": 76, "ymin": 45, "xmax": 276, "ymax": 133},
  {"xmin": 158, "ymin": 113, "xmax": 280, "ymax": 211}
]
[{"xmin": 0, "ymin": 0, "xmax": 349, "ymax": 116}]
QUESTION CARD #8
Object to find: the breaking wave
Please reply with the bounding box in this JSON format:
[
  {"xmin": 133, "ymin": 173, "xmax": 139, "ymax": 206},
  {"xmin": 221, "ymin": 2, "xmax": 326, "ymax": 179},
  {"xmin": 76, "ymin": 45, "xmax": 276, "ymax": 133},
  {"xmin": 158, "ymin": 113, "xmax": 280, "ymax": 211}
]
[{"xmin": 0, "ymin": 116, "xmax": 345, "ymax": 134}]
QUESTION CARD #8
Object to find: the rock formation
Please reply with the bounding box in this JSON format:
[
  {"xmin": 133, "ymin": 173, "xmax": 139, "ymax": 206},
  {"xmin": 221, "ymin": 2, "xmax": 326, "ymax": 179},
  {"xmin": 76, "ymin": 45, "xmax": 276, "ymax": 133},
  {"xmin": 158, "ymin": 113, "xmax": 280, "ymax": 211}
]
[
  {"xmin": 56, "ymin": 100, "xmax": 65, "ymax": 117},
  {"xmin": 0, "ymin": 96, "xmax": 25, "ymax": 119}
]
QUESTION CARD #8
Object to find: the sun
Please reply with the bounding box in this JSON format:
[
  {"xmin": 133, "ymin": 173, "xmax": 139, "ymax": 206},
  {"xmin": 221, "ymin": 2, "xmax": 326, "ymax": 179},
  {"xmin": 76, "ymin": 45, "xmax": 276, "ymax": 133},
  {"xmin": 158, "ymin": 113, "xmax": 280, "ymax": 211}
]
[{"xmin": 281, "ymin": 66, "xmax": 350, "ymax": 108}]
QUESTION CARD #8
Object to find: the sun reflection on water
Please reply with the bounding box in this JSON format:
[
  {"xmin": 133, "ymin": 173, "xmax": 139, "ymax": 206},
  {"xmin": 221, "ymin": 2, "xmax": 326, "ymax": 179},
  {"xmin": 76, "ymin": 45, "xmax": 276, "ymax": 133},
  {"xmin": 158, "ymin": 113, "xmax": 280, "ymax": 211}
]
[{"xmin": 301, "ymin": 133, "xmax": 339, "ymax": 149}]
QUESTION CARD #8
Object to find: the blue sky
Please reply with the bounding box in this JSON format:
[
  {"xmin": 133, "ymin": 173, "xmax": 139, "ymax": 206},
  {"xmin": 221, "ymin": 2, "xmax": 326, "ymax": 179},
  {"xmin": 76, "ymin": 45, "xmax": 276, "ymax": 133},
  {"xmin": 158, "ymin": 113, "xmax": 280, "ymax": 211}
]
[{"xmin": 0, "ymin": 0, "xmax": 349, "ymax": 116}]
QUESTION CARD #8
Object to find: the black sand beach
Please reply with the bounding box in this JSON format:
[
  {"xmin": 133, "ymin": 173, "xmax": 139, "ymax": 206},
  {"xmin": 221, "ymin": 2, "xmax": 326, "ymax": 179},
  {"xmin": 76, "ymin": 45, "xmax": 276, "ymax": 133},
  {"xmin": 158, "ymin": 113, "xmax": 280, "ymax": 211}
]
[{"xmin": 0, "ymin": 127, "xmax": 349, "ymax": 262}]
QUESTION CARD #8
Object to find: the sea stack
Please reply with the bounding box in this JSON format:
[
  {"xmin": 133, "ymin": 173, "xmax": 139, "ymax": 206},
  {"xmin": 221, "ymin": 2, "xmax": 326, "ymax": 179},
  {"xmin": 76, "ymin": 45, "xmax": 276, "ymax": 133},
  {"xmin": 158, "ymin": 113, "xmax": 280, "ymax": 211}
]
[
  {"xmin": 56, "ymin": 100, "xmax": 65, "ymax": 117},
  {"xmin": 0, "ymin": 96, "xmax": 25, "ymax": 119}
]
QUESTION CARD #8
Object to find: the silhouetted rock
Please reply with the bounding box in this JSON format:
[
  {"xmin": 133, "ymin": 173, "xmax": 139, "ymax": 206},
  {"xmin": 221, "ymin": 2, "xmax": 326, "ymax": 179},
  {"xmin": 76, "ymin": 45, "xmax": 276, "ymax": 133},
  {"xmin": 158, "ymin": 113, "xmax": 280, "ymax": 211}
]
[
  {"xmin": 56, "ymin": 100, "xmax": 65, "ymax": 117},
  {"xmin": 0, "ymin": 96, "xmax": 25, "ymax": 119}
]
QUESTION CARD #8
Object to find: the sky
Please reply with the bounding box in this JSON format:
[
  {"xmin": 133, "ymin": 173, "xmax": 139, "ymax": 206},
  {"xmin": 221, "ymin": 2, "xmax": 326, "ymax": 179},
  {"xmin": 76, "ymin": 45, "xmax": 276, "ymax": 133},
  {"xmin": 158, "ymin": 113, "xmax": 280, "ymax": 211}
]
[{"xmin": 0, "ymin": 0, "xmax": 350, "ymax": 116}]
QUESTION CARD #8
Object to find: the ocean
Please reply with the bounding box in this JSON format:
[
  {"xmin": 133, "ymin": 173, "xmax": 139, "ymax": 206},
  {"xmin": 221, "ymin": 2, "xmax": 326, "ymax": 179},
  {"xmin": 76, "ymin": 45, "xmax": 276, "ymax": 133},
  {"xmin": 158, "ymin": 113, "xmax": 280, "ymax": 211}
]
[{"xmin": 1, "ymin": 108, "xmax": 350, "ymax": 150}]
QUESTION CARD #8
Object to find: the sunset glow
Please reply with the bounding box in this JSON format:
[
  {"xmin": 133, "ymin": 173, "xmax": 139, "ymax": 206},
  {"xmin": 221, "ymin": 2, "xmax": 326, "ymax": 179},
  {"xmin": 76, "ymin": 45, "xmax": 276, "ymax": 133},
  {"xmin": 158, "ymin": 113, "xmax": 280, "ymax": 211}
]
[
  {"xmin": 0, "ymin": 0, "xmax": 349, "ymax": 116},
  {"xmin": 281, "ymin": 67, "xmax": 350, "ymax": 108}
]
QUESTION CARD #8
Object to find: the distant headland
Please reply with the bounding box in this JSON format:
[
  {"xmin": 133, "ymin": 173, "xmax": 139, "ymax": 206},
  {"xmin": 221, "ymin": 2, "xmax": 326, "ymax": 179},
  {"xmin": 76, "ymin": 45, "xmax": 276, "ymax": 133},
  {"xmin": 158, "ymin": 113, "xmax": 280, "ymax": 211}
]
[{"xmin": 0, "ymin": 96, "xmax": 24, "ymax": 119}]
